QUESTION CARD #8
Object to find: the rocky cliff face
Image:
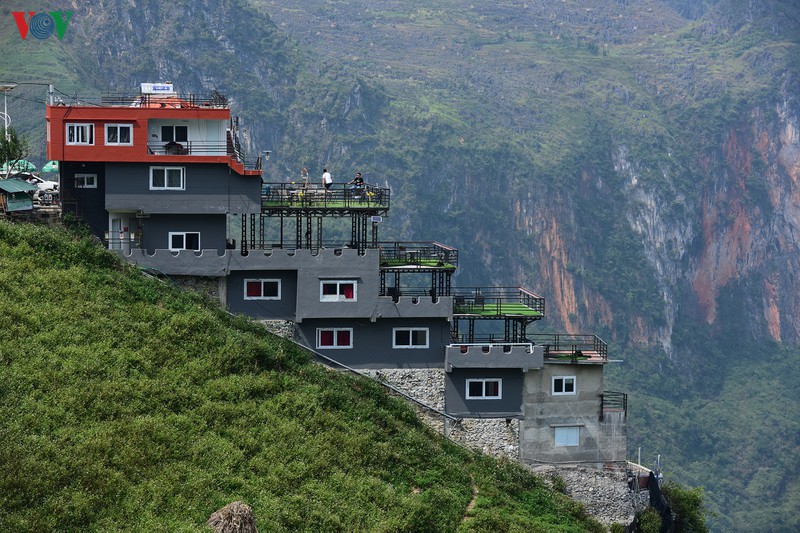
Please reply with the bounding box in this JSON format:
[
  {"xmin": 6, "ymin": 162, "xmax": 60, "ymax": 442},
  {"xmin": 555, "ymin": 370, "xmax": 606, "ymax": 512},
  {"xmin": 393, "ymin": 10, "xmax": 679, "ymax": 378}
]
[{"xmin": 512, "ymin": 85, "xmax": 800, "ymax": 357}]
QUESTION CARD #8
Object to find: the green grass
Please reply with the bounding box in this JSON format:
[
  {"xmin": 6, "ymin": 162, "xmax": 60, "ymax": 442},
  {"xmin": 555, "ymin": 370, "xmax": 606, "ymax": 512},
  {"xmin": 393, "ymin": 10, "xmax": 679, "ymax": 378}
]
[
  {"xmin": 455, "ymin": 303, "xmax": 543, "ymax": 318},
  {"xmin": 0, "ymin": 221, "xmax": 604, "ymax": 531}
]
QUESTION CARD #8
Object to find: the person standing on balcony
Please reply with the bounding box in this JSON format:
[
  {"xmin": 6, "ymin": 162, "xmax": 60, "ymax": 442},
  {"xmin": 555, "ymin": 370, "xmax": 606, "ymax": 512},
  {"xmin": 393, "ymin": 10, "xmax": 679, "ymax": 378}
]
[
  {"xmin": 300, "ymin": 167, "xmax": 309, "ymax": 190},
  {"xmin": 322, "ymin": 168, "xmax": 332, "ymax": 196}
]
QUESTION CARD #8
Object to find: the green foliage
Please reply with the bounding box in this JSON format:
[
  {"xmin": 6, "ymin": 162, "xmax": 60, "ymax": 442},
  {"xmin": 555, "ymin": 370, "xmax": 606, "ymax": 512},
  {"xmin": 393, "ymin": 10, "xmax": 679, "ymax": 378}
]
[
  {"xmin": 0, "ymin": 221, "xmax": 602, "ymax": 531},
  {"xmin": 662, "ymin": 481, "xmax": 709, "ymax": 532},
  {"xmin": 0, "ymin": 126, "xmax": 30, "ymax": 177},
  {"xmin": 638, "ymin": 507, "xmax": 662, "ymax": 533}
]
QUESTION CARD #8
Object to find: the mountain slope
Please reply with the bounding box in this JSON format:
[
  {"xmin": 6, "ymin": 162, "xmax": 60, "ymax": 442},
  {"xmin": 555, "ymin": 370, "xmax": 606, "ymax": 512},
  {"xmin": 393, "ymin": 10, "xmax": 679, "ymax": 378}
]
[
  {"xmin": 0, "ymin": 221, "xmax": 604, "ymax": 531},
  {"xmin": 2, "ymin": 0, "xmax": 800, "ymax": 529}
]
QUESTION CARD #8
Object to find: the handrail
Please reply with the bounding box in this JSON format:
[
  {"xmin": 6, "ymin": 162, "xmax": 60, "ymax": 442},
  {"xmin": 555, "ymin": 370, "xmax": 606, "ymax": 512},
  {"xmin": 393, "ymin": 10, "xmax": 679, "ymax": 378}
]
[
  {"xmin": 600, "ymin": 391, "xmax": 627, "ymax": 419},
  {"xmin": 525, "ymin": 333, "xmax": 608, "ymax": 361},
  {"xmin": 262, "ymin": 182, "xmax": 390, "ymax": 209},
  {"xmin": 378, "ymin": 241, "xmax": 459, "ymax": 269},
  {"xmin": 97, "ymin": 91, "xmax": 229, "ymax": 108}
]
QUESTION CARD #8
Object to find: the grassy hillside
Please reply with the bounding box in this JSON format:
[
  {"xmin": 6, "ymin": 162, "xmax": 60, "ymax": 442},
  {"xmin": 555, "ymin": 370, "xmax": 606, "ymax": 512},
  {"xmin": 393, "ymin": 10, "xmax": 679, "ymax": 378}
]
[
  {"xmin": 0, "ymin": 221, "xmax": 604, "ymax": 531},
  {"xmin": 2, "ymin": 1, "xmax": 798, "ymax": 529}
]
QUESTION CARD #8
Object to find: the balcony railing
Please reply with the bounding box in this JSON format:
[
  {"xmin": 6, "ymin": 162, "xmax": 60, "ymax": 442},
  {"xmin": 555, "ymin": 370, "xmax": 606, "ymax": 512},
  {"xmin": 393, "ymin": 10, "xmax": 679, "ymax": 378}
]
[
  {"xmin": 451, "ymin": 287, "xmax": 545, "ymax": 319},
  {"xmin": 378, "ymin": 241, "xmax": 458, "ymax": 270},
  {"xmin": 99, "ymin": 91, "xmax": 229, "ymax": 108},
  {"xmin": 261, "ymin": 182, "xmax": 390, "ymax": 210},
  {"xmin": 146, "ymin": 141, "xmax": 263, "ymax": 171},
  {"xmin": 525, "ymin": 333, "xmax": 608, "ymax": 362},
  {"xmin": 147, "ymin": 141, "xmax": 227, "ymax": 156},
  {"xmin": 600, "ymin": 391, "xmax": 627, "ymax": 420}
]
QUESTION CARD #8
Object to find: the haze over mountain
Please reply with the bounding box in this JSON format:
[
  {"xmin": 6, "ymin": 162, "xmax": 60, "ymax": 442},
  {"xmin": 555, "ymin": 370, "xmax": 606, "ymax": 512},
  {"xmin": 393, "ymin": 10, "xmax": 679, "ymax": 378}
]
[{"xmin": 3, "ymin": 0, "xmax": 800, "ymax": 529}]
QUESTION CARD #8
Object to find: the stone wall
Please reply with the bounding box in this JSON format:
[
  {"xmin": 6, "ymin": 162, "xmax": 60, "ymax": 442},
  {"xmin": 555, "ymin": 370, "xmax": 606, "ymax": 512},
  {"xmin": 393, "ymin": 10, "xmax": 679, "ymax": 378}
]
[
  {"xmin": 169, "ymin": 275, "xmax": 221, "ymax": 302},
  {"xmin": 364, "ymin": 368, "xmax": 520, "ymax": 461},
  {"xmin": 255, "ymin": 323, "xmax": 644, "ymax": 528}
]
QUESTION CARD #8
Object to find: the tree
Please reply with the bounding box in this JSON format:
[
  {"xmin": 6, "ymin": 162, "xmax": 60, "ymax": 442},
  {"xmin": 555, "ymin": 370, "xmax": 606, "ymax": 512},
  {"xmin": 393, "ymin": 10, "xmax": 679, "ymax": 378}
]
[
  {"xmin": 1, "ymin": 126, "xmax": 30, "ymax": 179},
  {"xmin": 662, "ymin": 481, "xmax": 709, "ymax": 532}
]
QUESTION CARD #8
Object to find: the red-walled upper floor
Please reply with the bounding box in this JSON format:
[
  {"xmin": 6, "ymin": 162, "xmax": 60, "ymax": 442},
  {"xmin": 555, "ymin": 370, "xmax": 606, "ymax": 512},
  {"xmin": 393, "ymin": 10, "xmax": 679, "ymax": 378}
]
[{"xmin": 46, "ymin": 97, "xmax": 261, "ymax": 176}]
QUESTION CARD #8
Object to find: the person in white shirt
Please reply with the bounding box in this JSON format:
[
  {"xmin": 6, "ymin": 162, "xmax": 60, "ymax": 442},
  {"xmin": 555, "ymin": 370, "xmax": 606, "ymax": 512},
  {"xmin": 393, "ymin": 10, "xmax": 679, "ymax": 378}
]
[{"xmin": 322, "ymin": 168, "xmax": 332, "ymax": 196}]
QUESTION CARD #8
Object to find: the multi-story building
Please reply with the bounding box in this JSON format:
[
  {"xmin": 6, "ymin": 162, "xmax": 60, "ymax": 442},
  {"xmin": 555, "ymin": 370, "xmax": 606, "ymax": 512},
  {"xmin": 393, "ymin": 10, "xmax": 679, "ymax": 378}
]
[{"xmin": 46, "ymin": 83, "xmax": 627, "ymax": 467}]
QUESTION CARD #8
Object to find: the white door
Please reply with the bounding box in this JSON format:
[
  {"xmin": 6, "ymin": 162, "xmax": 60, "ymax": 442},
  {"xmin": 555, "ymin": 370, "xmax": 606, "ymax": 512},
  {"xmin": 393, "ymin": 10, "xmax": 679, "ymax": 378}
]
[{"xmin": 110, "ymin": 217, "xmax": 123, "ymax": 250}]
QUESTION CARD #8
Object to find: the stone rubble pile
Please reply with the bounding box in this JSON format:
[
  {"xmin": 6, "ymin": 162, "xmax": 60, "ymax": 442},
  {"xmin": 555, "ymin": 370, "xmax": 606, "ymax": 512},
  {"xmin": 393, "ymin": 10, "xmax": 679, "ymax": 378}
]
[{"xmin": 532, "ymin": 464, "xmax": 650, "ymax": 528}]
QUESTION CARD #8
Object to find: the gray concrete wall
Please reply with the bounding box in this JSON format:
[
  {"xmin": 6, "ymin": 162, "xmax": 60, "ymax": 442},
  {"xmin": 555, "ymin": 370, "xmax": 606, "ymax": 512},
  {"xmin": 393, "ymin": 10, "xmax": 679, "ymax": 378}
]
[
  {"xmin": 138, "ymin": 213, "xmax": 227, "ymax": 253},
  {"xmin": 104, "ymin": 162, "xmax": 260, "ymax": 214},
  {"xmin": 446, "ymin": 344, "xmax": 544, "ymax": 371},
  {"xmin": 445, "ymin": 368, "xmax": 525, "ymax": 417},
  {"xmin": 296, "ymin": 318, "xmax": 450, "ymax": 369},
  {"xmin": 226, "ymin": 269, "xmax": 298, "ymax": 320},
  {"xmin": 519, "ymin": 363, "xmax": 625, "ymax": 465}
]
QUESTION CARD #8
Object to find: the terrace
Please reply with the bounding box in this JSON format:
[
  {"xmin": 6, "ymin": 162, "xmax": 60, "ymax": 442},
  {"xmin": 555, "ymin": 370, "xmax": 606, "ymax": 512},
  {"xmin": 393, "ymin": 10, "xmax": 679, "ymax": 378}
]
[
  {"xmin": 525, "ymin": 333, "xmax": 608, "ymax": 363},
  {"xmin": 446, "ymin": 333, "xmax": 608, "ymax": 364},
  {"xmin": 379, "ymin": 241, "xmax": 458, "ymax": 270},
  {"xmin": 98, "ymin": 91, "xmax": 230, "ymax": 109},
  {"xmin": 261, "ymin": 182, "xmax": 390, "ymax": 213},
  {"xmin": 452, "ymin": 287, "xmax": 545, "ymax": 319}
]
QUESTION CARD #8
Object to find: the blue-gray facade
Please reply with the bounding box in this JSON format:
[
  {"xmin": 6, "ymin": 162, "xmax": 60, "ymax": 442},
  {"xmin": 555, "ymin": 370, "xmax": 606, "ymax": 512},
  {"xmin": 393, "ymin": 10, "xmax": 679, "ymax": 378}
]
[
  {"xmin": 445, "ymin": 368, "xmax": 525, "ymax": 418},
  {"xmin": 297, "ymin": 317, "xmax": 451, "ymax": 369}
]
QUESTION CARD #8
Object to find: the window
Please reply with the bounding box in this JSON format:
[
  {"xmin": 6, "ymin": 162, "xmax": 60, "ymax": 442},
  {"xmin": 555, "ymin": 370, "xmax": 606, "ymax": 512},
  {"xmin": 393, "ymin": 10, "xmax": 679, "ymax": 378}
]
[
  {"xmin": 552, "ymin": 376, "xmax": 576, "ymax": 396},
  {"xmin": 105, "ymin": 124, "xmax": 133, "ymax": 145},
  {"xmin": 320, "ymin": 280, "xmax": 357, "ymax": 302},
  {"xmin": 66, "ymin": 123, "xmax": 94, "ymax": 145},
  {"xmin": 465, "ymin": 379, "xmax": 502, "ymax": 400},
  {"xmin": 161, "ymin": 125, "xmax": 188, "ymax": 143},
  {"xmin": 169, "ymin": 232, "xmax": 200, "ymax": 251},
  {"xmin": 150, "ymin": 166, "xmax": 185, "ymax": 190},
  {"xmin": 244, "ymin": 279, "xmax": 281, "ymax": 300},
  {"xmin": 316, "ymin": 328, "xmax": 352, "ymax": 349},
  {"xmin": 393, "ymin": 327, "xmax": 429, "ymax": 348},
  {"xmin": 75, "ymin": 174, "xmax": 97, "ymax": 188},
  {"xmin": 554, "ymin": 427, "xmax": 580, "ymax": 447}
]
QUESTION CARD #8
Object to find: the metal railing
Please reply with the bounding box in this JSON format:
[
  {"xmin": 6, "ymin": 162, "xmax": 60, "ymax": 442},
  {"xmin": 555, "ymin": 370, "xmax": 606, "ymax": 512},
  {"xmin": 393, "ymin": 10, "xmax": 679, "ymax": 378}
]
[
  {"xmin": 378, "ymin": 241, "xmax": 458, "ymax": 269},
  {"xmin": 451, "ymin": 287, "xmax": 545, "ymax": 317},
  {"xmin": 99, "ymin": 91, "xmax": 229, "ymax": 108},
  {"xmin": 261, "ymin": 182, "xmax": 390, "ymax": 209},
  {"xmin": 146, "ymin": 141, "xmax": 262, "ymax": 171},
  {"xmin": 147, "ymin": 141, "xmax": 228, "ymax": 156},
  {"xmin": 525, "ymin": 333, "xmax": 608, "ymax": 361},
  {"xmin": 600, "ymin": 391, "xmax": 628, "ymax": 419}
]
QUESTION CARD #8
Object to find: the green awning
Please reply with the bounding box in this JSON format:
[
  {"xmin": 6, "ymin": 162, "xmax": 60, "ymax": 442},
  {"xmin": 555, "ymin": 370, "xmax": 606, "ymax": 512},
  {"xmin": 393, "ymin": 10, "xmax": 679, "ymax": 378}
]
[{"xmin": 0, "ymin": 179, "xmax": 38, "ymax": 193}]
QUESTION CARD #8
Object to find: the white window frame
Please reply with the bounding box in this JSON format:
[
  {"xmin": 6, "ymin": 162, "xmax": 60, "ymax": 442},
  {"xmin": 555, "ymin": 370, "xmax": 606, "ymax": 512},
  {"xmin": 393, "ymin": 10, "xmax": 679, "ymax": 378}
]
[
  {"xmin": 66, "ymin": 123, "xmax": 94, "ymax": 145},
  {"xmin": 319, "ymin": 280, "xmax": 357, "ymax": 302},
  {"xmin": 244, "ymin": 279, "xmax": 281, "ymax": 300},
  {"xmin": 150, "ymin": 166, "xmax": 186, "ymax": 190},
  {"xmin": 105, "ymin": 123, "xmax": 133, "ymax": 146},
  {"xmin": 552, "ymin": 376, "xmax": 576, "ymax": 396},
  {"xmin": 316, "ymin": 328, "xmax": 353, "ymax": 349},
  {"xmin": 554, "ymin": 426, "xmax": 580, "ymax": 447},
  {"xmin": 465, "ymin": 378, "xmax": 502, "ymax": 400},
  {"xmin": 75, "ymin": 174, "xmax": 97, "ymax": 189},
  {"xmin": 168, "ymin": 232, "xmax": 200, "ymax": 251},
  {"xmin": 393, "ymin": 327, "xmax": 429, "ymax": 349}
]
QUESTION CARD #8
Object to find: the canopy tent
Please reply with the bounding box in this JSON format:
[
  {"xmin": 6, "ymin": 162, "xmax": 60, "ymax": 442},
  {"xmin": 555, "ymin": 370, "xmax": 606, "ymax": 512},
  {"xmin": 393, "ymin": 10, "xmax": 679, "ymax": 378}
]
[
  {"xmin": 1, "ymin": 160, "xmax": 37, "ymax": 172},
  {"xmin": 41, "ymin": 160, "xmax": 59, "ymax": 173}
]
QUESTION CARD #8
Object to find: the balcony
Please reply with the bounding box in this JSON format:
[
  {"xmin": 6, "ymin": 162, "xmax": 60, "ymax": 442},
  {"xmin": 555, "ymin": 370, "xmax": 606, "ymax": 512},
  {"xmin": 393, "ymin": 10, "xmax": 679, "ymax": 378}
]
[
  {"xmin": 445, "ymin": 343, "xmax": 544, "ymax": 371},
  {"xmin": 452, "ymin": 287, "xmax": 545, "ymax": 319},
  {"xmin": 379, "ymin": 241, "xmax": 458, "ymax": 271},
  {"xmin": 100, "ymin": 91, "xmax": 229, "ymax": 108},
  {"xmin": 526, "ymin": 333, "xmax": 608, "ymax": 363},
  {"xmin": 261, "ymin": 182, "xmax": 390, "ymax": 212},
  {"xmin": 600, "ymin": 391, "xmax": 627, "ymax": 420}
]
